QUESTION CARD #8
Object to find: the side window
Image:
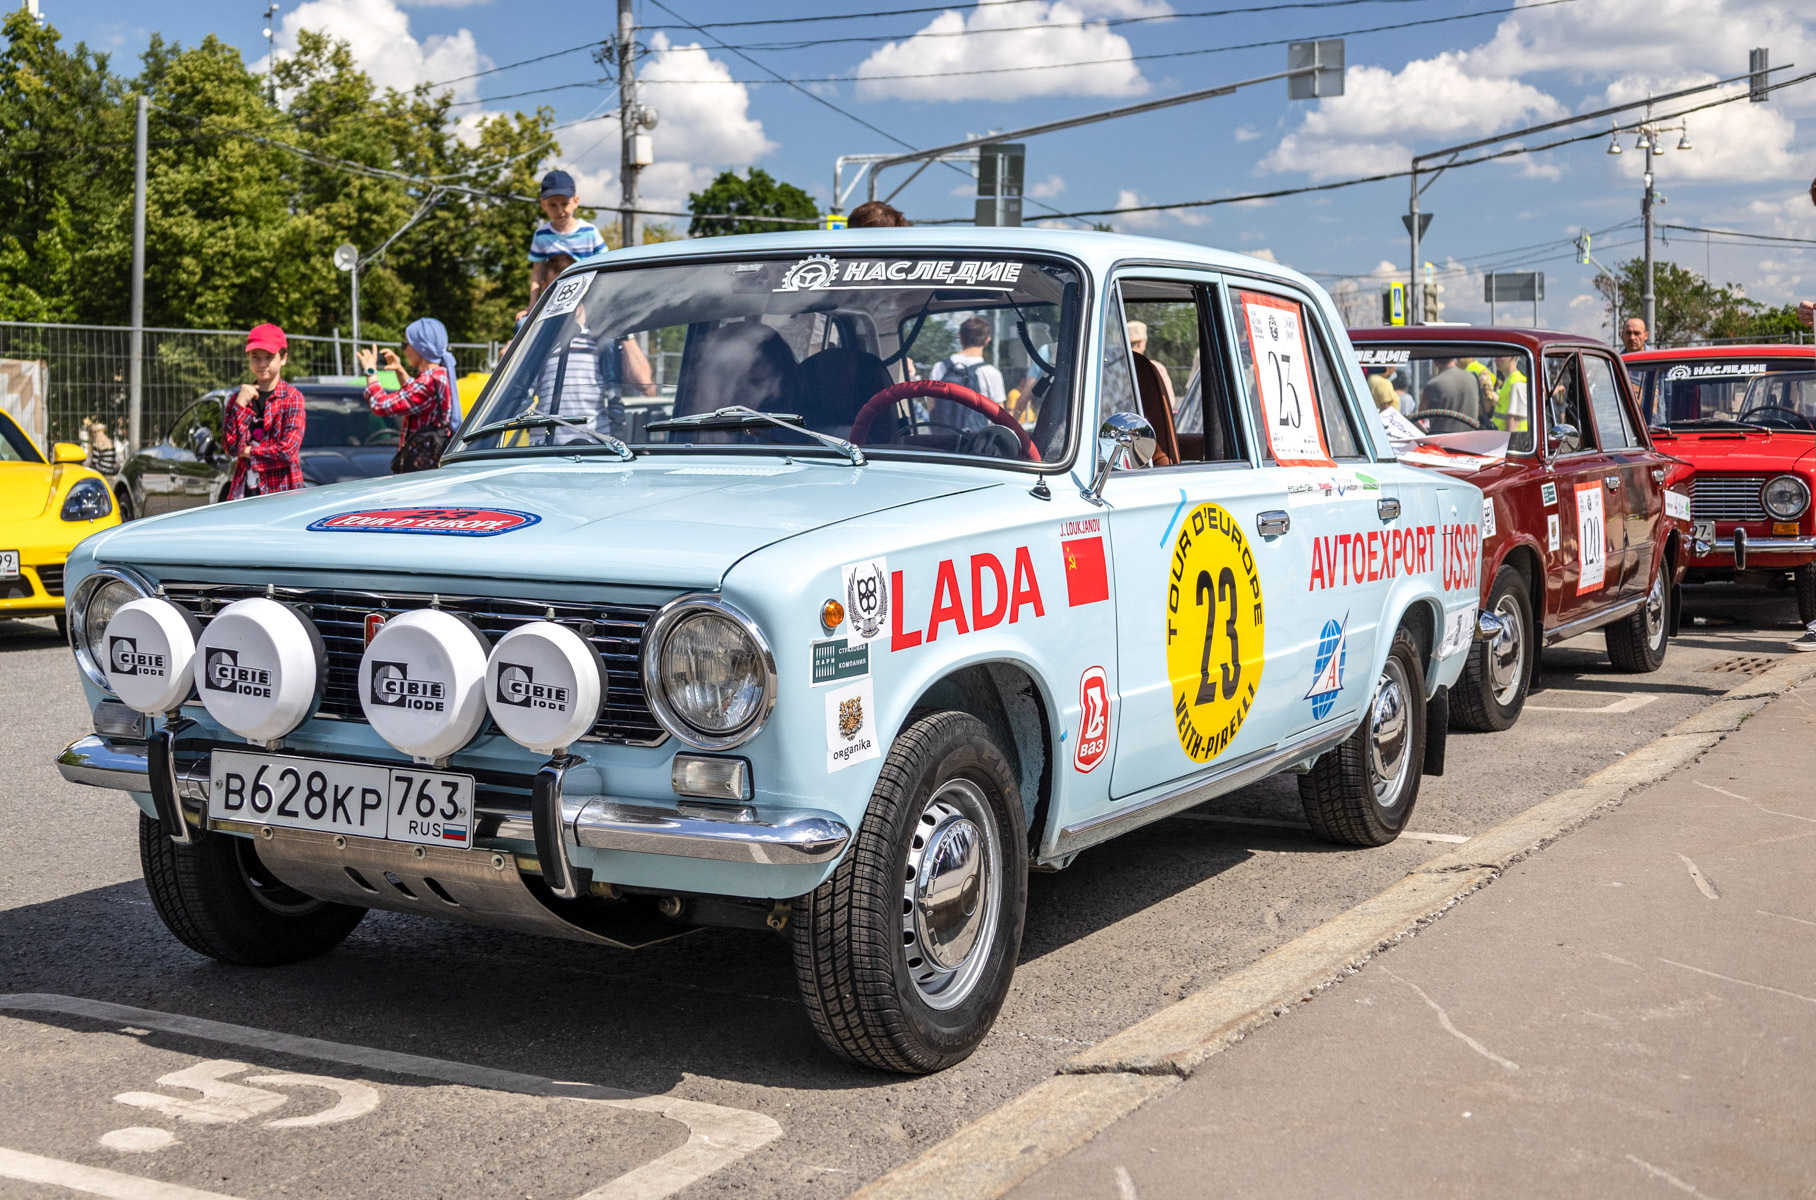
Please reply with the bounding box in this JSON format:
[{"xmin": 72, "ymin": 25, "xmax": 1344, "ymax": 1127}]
[
  {"xmin": 1303, "ymin": 319, "xmax": 1364, "ymax": 460},
  {"xmin": 1583, "ymin": 354, "xmax": 1639, "ymax": 448},
  {"xmin": 167, "ymin": 401, "xmax": 206, "ymax": 449},
  {"xmin": 1097, "ymin": 286, "xmax": 1140, "ymax": 420},
  {"xmin": 1118, "ymin": 281, "xmax": 1194, "ymax": 467},
  {"xmin": 1544, "ymin": 353, "xmax": 1595, "ymax": 455},
  {"xmin": 1230, "ymin": 287, "xmax": 1346, "ymax": 467}
]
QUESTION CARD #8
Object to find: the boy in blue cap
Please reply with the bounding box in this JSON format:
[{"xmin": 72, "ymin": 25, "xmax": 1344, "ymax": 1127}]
[{"xmin": 525, "ymin": 169, "xmax": 606, "ymax": 314}]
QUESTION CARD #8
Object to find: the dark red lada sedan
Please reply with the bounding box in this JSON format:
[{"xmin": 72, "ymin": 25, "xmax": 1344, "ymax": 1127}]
[
  {"xmin": 1351, "ymin": 327, "xmax": 1692, "ymax": 731},
  {"xmin": 1625, "ymin": 344, "xmax": 1816, "ymax": 623}
]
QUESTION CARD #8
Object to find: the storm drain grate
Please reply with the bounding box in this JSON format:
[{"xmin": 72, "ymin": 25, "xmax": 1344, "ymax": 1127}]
[{"xmin": 1703, "ymin": 654, "xmax": 1781, "ymax": 676}]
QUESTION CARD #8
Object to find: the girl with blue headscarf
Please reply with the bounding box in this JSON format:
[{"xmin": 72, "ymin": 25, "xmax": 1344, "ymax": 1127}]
[{"xmin": 357, "ymin": 318, "xmax": 462, "ymax": 473}]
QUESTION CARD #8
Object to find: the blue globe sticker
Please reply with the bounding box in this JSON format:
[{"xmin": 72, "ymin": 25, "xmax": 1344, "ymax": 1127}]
[{"xmin": 1305, "ymin": 614, "xmax": 1347, "ymax": 719}]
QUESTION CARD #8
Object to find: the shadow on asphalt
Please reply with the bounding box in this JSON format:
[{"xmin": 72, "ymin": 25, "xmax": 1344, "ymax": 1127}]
[{"xmin": 0, "ymin": 618, "xmax": 62, "ymax": 650}]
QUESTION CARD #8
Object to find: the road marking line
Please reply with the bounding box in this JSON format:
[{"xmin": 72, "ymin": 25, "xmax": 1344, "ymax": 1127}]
[
  {"xmin": 1677, "ymin": 854, "xmax": 1721, "ymax": 900},
  {"xmin": 98, "ymin": 1128, "xmax": 177, "ymax": 1154},
  {"xmin": 1625, "ymin": 1153, "xmax": 1723, "ymax": 1200},
  {"xmin": 1378, "ymin": 967, "xmax": 1518, "ymax": 1072},
  {"xmin": 0, "ymin": 1146, "xmax": 238, "ymax": 1200},
  {"xmin": 0, "ymin": 995, "xmax": 780, "ymax": 1200},
  {"xmin": 1758, "ymin": 909, "xmax": 1816, "ymax": 928},
  {"xmin": 1524, "ymin": 691, "xmax": 1659, "ymax": 713},
  {"xmin": 1114, "ymin": 1164, "xmax": 1139, "ymax": 1200},
  {"xmin": 1660, "ymin": 959, "xmax": 1816, "ymax": 1006},
  {"xmin": 1695, "ymin": 781, "xmax": 1749, "ymax": 801},
  {"xmin": 245, "ymin": 1073, "xmax": 379, "ymax": 1128}
]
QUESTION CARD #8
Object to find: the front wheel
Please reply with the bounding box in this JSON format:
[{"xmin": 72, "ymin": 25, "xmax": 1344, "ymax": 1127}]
[
  {"xmin": 1796, "ymin": 562, "xmax": 1816, "ymax": 626},
  {"xmin": 1606, "ymin": 562, "xmax": 1669, "ymax": 673},
  {"xmin": 792, "ymin": 711, "xmax": 1027, "ymax": 1073},
  {"xmin": 1452, "ymin": 566, "xmax": 1531, "ymax": 732},
  {"xmin": 1300, "ymin": 624, "xmax": 1427, "ymax": 846},
  {"xmin": 139, "ymin": 815, "xmax": 366, "ymax": 965}
]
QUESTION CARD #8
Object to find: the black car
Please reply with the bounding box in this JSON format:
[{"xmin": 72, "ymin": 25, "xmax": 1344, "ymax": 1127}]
[{"xmin": 114, "ymin": 383, "xmax": 402, "ymax": 520}]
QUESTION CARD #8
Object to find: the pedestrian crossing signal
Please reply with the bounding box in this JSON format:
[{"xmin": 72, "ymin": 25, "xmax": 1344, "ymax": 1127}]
[
  {"xmin": 1382, "ymin": 282, "xmax": 1407, "ymax": 326},
  {"xmin": 823, "ymin": 214, "xmax": 848, "ymax": 231}
]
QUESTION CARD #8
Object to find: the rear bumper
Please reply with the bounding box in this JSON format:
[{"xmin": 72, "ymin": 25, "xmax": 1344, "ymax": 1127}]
[{"xmin": 55, "ymin": 734, "xmax": 849, "ymax": 868}]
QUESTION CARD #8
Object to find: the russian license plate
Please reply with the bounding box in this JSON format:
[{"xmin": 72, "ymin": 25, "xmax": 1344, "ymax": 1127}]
[
  {"xmin": 1692, "ymin": 519, "xmax": 1717, "ymax": 543},
  {"xmin": 209, "ymin": 750, "xmax": 475, "ymax": 848},
  {"xmin": 0, "ymin": 550, "xmax": 17, "ymax": 580}
]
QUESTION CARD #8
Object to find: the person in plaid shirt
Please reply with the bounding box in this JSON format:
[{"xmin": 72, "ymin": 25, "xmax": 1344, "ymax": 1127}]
[
  {"xmin": 357, "ymin": 318, "xmax": 459, "ymax": 473},
  {"xmin": 222, "ymin": 323, "xmax": 306, "ymax": 499}
]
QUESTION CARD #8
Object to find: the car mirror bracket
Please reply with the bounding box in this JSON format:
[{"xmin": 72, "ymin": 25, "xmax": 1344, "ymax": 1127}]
[{"xmin": 1083, "ymin": 411, "xmax": 1158, "ymax": 506}]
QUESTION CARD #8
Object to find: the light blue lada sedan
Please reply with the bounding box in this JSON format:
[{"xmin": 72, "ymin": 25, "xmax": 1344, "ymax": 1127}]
[{"xmin": 57, "ymin": 229, "xmax": 1486, "ymax": 1073}]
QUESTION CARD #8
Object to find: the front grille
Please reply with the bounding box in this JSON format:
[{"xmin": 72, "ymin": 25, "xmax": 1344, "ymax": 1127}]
[
  {"xmin": 1691, "ymin": 474, "xmax": 1769, "ymax": 522},
  {"xmin": 159, "ymin": 583, "xmax": 665, "ymax": 745},
  {"xmin": 35, "ymin": 564, "xmax": 64, "ymax": 596}
]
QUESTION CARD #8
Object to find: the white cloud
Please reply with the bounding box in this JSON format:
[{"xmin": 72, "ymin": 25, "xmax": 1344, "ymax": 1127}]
[
  {"xmin": 1028, "ymin": 174, "xmax": 1067, "ymax": 199},
  {"xmin": 543, "ymin": 35, "xmax": 775, "ymax": 221},
  {"xmin": 1599, "ymin": 73, "xmax": 1811, "ymax": 183},
  {"xmin": 398, "ymin": 0, "xmax": 491, "ymax": 7},
  {"xmin": 1106, "ymin": 187, "xmax": 1206, "ymax": 230},
  {"xmin": 1245, "ymin": 248, "xmax": 1278, "ymax": 263},
  {"xmin": 1233, "ymin": 125, "xmax": 1263, "ymax": 143},
  {"xmin": 267, "ymin": 0, "xmax": 487, "ymax": 100},
  {"xmin": 855, "ymin": 2, "xmax": 1149, "ymax": 103},
  {"xmin": 1460, "ymin": 0, "xmax": 1815, "ymax": 85}
]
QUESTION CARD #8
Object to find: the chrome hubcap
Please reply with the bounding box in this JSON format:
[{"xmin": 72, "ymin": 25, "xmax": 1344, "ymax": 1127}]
[
  {"xmin": 1368, "ymin": 659, "xmax": 1413, "ymax": 807},
  {"xmin": 1644, "ymin": 571, "xmax": 1667, "ymax": 649},
  {"xmin": 1487, "ymin": 595, "xmax": 1526, "ymax": 706},
  {"xmin": 902, "ymin": 779, "xmax": 1001, "ymax": 1010}
]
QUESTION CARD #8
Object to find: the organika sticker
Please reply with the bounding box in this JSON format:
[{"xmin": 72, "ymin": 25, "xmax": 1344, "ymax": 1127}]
[
  {"xmin": 825, "ymin": 679, "xmax": 879, "ymax": 772},
  {"xmin": 1167, "ymin": 503, "xmax": 1265, "ymax": 764}
]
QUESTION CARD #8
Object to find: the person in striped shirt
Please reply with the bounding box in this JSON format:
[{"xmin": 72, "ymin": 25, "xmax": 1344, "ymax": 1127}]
[{"xmin": 523, "ymin": 170, "xmax": 606, "ymax": 319}]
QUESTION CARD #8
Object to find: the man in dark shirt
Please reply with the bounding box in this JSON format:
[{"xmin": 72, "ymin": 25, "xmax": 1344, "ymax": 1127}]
[{"xmin": 1418, "ymin": 357, "xmax": 1482, "ymax": 431}]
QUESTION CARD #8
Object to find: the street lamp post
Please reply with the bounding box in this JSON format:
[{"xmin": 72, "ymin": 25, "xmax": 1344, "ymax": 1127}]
[
  {"xmin": 1629, "ymin": 103, "xmax": 1694, "ymax": 339},
  {"xmin": 333, "ymin": 243, "xmax": 359, "ymax": 360}
]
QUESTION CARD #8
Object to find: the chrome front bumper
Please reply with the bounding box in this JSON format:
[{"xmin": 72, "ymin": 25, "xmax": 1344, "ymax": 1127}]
[{"xmin": 55, "ymin": 735, "xmax": 850, "ymax": 868}]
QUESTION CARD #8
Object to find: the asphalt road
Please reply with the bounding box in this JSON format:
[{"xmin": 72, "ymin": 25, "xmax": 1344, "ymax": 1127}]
[{"xmin": 0, "ymin": 582, "xmax": 1805, "ymax": 1200}]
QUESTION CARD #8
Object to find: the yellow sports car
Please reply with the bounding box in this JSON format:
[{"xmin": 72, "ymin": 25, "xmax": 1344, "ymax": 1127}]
[{"xmin": 1, "ymin": 408, "xmax": 119, "ymax": 635}]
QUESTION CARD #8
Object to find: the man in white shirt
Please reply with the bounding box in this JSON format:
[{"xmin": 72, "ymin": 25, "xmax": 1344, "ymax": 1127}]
[{"xmin": 928, "ymin": 316, "xmax": 1006, "ymax": 431}]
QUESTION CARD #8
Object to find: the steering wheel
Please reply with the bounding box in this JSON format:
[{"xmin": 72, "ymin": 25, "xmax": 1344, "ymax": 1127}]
[
  {"xmin": 1413, "ymin": 408, "xmax": 1485, "ymax": 432},
  {"xmin": 849, "ymin": 380, "xmax": 1041, "ymax": 462},
  {"xmin": 1738, "ymin": 404, "xmax": 1814, "ymax": 431}
]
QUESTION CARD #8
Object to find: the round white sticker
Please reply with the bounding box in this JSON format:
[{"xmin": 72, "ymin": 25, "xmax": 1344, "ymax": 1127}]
[
  {"xmin": 357, "ymin": 610, "xmax": 490, "ymax": 761},
  {"xmin": 105, "ymin": 598, "xmax": 201, "ymax": 715},
  {"xmin": 484, "ymin": 622, "xmax": 605, "ymax": 754},
  {"xmin": 193, "ymin": 598, "xmax": 325, "ymax": 742}
]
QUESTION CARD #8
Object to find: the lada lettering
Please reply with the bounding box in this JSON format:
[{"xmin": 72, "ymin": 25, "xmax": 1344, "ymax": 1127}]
[
  {"xmin": 890, "ymin": 548, "xmax": 1045, "ymax": 651},
  {"xmin": 203, "ymin": 649, "xmax": 272, "ymax": 697}
]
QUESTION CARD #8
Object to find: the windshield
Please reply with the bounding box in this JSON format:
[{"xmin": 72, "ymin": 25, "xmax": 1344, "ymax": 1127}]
[
  {"xmin": 0, "ymin": 411, "xmax": 40, "ymax": 463},
  {"xmin": 301, "ymin": 393, "xmax": 402, "ymax": 448},
  {"xmin": 1353, "ymin": 342, "xmax": 1537, "ymax": 452},
  {"xmin": 1734, "ymin": 371, "xmax": 1816, "ymax": 430},
  {"xmin": 460, "ymin": 252, "xmax": 1084, "ymax": 466},
  {"xmin": 1641, "ymin": 358, "xmax": 1815, "ymax": 426}
]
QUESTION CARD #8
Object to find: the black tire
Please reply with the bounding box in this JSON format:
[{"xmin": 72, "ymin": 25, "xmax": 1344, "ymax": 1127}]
[
  {"xmin": 138, "ymin": 814, "xmax": 366, "ymax": 965},
  {"xmin": 53, "ymin": 613, "xmax": 67, "ymax": 640},
  {"xmin": 1606, "ymin": 559, "xmax": 1669, "ymax": 673},
  {"xmin": 1300, "ymin": 624, "xmax": 1427, "ymax": 847},
  {"xmin": 114, "ymin": 486, "xmax": 134, "ymax": 522},
  {"xmin": 792, "ymin": 711, "xmax": 1027, "ymax": 1074},
  {"xmin": 1452, "ymin": 566, "xmax": 1532, "ymax": 732},
  {"xmin": 1797, "ymin": 563, "xmax": 1816, "ymax": 626}
]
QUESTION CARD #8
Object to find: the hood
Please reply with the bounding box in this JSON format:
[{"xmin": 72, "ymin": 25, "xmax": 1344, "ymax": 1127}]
[
  {"xmin": 0, "ymin": 461, "xmax": 55, "ymax": 521},
  {"xmin": 82, "ymin": 457, "xmax": 998, "ymax": 589},
  {"xmin": 1653, "ymin": 428, "xmax": 1816, "ymax": 474}
]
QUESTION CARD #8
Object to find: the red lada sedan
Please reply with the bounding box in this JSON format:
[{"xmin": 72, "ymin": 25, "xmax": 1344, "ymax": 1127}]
[
  {"xmin": 1625, "ymin": 344, "xmax": 1816, "ymax": 623},
  {"xmin": 1353, "ymin": 327, "xmax": 1692, "ymax": 730}
]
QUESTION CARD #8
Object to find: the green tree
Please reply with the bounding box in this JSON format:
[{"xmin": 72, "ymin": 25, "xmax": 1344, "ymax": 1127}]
[
  {"xmin": 1596, "ymin": 258, "xmax": 1800, "ymax": 346},
  {"xmin": 687, "ymin": 168, "xmax": 817, "ymax": 238}
]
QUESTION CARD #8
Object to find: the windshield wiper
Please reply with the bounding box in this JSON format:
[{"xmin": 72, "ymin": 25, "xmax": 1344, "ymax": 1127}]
[
  {"xmin": 645, "ymin": 406, "xmax": 866, "ymax": 466},
  {"xmin": 457, "ymin": 413, "xmax": 635, "ymax": 461}
]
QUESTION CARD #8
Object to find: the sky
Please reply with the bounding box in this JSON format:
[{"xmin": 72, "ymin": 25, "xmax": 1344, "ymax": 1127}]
[{"xmin": 41, "ymin": 0, "xmax": 1816, "ymax": 339}]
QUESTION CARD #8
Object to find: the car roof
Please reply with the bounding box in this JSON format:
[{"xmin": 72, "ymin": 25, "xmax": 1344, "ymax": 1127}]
[
  {"xmin": 1623, "ymin": 344, "xmax": 1816, "ymax": 362},
  {"xmin": 565, "ymin": 226, "xmax": 1320, "ymax": 293},
  {"xmin": 1348, "ymin": 325, "xmax": 1608, "ymax": 352}
]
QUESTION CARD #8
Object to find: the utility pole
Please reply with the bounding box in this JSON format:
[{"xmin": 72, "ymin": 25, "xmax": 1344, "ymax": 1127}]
[
  {"xmin": 128, "ymin": 94, "xmax": 147, "ymax": 456},
  {"xmin": 617, "ymin": 0, "xmax": 639, "ymax": 251},
  {"xmin": 1641, "ymin": 103, "xmax": 1656, "ymax": 340},
  {"xmin": 263, "ymin": 3, "xmax": 279, "ymax": 105}
]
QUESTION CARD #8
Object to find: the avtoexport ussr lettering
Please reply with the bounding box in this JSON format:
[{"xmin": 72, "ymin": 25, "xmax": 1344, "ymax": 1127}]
[
  {"xmin": 890, "ymin": 549, "xmax": 1045, "ymax": 651},
  {"xmin": 1307, "ymin": 522, "xmax": 1479, "ymax": 594}
]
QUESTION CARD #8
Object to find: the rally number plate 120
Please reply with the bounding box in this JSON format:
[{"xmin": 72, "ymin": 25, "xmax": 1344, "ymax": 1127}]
[{"xmin": 208, "ymin": 750, "xmax": 475, "ymax": 848}]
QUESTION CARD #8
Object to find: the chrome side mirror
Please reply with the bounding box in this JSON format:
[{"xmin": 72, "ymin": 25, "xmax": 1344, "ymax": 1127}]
[
  {"xmin": 1545, "ymin": 422, "xmax": 1578, "ymax": 455},
  {"xmin": 1083, "ymin": 411, "xmax": 1158, "ymax": 506}
]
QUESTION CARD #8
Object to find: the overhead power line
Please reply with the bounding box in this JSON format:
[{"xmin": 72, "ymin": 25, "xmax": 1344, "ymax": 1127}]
[
  {"xmin": 1659, "ymin": 223, "xmax": 1816, "ymax": 247},
  {"xmin": 643, "ymin": 0, "xmax": 1440, "ymax": 31}
]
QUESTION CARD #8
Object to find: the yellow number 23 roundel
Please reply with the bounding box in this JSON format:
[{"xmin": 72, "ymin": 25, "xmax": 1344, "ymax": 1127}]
[{"xmin": 1167, "ymin": 503, "xmax": 1265, "ymax": 763}]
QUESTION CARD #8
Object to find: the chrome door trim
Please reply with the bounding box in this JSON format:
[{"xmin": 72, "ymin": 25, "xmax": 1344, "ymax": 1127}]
[{"xmin": 1540, "ymin": 594, "xmax": 1647, "ymax": 645}]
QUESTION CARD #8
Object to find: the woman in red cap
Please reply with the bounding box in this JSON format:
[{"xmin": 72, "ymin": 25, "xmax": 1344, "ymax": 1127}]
[{"xmin": 222, "ymin": 322, "xmax": 307, "ymax": 499}]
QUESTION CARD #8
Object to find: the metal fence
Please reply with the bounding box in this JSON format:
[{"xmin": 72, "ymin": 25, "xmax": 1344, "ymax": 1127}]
[{"xmin": 0, "ymin": 321, "xmax": 497, "ymax": 449}]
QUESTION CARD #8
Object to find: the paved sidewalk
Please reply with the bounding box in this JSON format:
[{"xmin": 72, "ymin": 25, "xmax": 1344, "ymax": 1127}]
[{"xmin": 1010, "ymin": 680, "xmax": 1816, "ymax": 1200}]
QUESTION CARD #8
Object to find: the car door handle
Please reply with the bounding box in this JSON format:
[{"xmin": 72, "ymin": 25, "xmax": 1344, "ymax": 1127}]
[
  {"xmin": 1256, "ymin": 510, "xmax": 1291, "ymax": 538},
  {"xmin": 1604, "ymin": 475, "xmax": 1621, "ymax": 490},
  {"xmin": 1376, "ymin": 497, "xmax": 1401, "ymax": 522}
]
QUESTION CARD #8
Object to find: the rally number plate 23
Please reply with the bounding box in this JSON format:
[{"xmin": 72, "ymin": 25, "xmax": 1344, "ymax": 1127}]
[{"xmin": 209, "ymin": 750, "xmax": 476, "ymax": 848}]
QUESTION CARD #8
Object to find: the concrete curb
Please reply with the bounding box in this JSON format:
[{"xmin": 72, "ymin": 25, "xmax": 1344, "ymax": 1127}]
[{"xmin": 848, "ymin": 654, "xmax": 1816, "ymax": 1200}]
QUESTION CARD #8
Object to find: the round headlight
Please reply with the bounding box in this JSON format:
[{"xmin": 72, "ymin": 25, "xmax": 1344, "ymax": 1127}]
[
  {"xmin": 644, "ymin": 598, "xmax": 775, "ymax": 748},
  {"xmin": 70, "ymin": 568, "xmax": 153, "ymax": 692},
  {"xmin": 60, "ymin": 478, "xmax": 113, "ymax": 522},
  {"xmin": 1762, "ymin": 474, "xmax": 1810, "ymax": 521}
]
